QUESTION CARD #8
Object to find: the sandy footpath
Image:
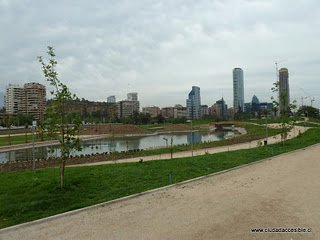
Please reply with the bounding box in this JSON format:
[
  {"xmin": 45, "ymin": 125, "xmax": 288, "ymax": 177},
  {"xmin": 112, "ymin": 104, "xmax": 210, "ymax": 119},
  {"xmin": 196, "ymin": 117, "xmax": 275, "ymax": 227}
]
[{"xmin": 1, "ymin": 142, "xmax": 319, "ymax": 239}]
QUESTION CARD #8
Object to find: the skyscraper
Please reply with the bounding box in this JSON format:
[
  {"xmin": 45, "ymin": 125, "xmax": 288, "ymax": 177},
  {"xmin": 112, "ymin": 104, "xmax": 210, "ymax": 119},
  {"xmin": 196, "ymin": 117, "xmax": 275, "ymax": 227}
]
[
  {"xmin": 186, "ymin": 86, "xmax": 201, "ymax": 119},
  {"xmin": 233, "ymin": 68, "xmax": 244, "ymax": 112},
  {"xmin": 0, "ymin": 92, "xmax": 4, "ymax": 109},
  {"xmin": 279, "ymin": 68, "xmax": 290, "ymax": 115}
]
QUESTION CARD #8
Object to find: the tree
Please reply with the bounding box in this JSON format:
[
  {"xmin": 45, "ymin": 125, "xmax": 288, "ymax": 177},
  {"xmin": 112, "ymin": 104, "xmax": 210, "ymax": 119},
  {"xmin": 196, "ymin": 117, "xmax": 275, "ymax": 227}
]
[
  {"xmin": 38, "ymin": 46, "xmax": 81, "ymax": 188},
  {"xmin": 270, "ymin": 81, "xmax": 280, "ymax": 116},
  {"xmin": 156, "ymin": 114, "xmax": 165, "ymax": 124},
  {"xmin": 4, "ymin": 114, "xmax": 12, "ymax": 145},
  {"xmin": 297, "ymin": 106, "xmax": 319, "ymax": 119},
  {"xmin": 271, "ymin": 81, "xmax": 297, "ymax": 145}
]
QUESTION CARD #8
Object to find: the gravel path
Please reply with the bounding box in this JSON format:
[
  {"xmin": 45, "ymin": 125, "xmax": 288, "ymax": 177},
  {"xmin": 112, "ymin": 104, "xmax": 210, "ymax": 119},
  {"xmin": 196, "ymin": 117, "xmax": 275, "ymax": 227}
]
[{"xmin": 1, "ymin": 138, "xmax": 319, "ymax": 239}]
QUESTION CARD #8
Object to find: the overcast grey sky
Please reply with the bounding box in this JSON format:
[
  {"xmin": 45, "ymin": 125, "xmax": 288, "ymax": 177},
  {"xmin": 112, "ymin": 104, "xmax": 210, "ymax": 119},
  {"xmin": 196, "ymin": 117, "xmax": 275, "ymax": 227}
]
[{"xmin": 0, "ymin": 0, "xmax": 319, "ymax": 108}]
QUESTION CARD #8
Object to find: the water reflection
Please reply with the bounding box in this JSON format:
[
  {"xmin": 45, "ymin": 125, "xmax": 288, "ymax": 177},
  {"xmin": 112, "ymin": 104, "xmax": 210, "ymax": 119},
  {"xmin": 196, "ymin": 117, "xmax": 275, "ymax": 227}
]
[{"xmin": 0, "ymin": 131, "xmax": 233, "ymax": 163}]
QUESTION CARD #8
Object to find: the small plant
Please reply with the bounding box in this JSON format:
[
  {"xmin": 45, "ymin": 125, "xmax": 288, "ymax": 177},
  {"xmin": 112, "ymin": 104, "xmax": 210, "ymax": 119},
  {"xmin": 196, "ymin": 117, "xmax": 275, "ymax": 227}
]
[{"xmin": 298, "ymin": 130, "xmax": 302, "ymax": 138}]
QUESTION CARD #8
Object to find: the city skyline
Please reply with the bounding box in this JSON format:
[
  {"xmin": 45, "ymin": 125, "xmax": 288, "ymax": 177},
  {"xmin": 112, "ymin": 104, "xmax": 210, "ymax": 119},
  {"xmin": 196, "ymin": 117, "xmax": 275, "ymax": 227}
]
[{"xmin": 0, "ymin": 0, "xmax": 319, "ymax": 108}]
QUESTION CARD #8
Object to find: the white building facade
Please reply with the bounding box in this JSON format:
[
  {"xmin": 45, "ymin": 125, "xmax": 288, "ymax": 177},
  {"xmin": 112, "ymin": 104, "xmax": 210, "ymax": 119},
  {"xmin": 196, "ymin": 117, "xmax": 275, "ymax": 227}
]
[{"xmin": 233, "ymin": 68, "xmax": 244, "ymax": 112}]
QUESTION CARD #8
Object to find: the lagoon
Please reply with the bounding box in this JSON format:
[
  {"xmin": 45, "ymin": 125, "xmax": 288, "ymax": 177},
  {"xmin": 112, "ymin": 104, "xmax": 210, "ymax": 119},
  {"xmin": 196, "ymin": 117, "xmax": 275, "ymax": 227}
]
[{"xmin": 0, "ymin": 130, "xmax": 234, "ymax": 163}]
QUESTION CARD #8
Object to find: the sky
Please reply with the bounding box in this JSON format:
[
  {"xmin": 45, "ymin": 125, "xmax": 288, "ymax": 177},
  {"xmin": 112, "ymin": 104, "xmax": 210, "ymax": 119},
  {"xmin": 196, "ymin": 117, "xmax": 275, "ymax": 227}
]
[{"xmin": 0, "ymin": 0, "xmax": 320, "ymax": 109}]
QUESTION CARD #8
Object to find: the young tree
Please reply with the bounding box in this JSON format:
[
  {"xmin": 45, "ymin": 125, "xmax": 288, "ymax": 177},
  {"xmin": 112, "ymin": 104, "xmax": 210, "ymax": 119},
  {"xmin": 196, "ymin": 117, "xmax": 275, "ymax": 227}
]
[
  {"xmin": 270, "ymin": 81, "xmax": 280, "ymax": 116},
  {"xmin": 4, "ymin": 114, "xmax": 12, "ymax": 145},
  {"xmin": 271, "ymin": 81, "xmax": 297, "ymax": 144},
  {"xmin": 38, "ymin": 46, "xmax": 81, "ymax": 188}
]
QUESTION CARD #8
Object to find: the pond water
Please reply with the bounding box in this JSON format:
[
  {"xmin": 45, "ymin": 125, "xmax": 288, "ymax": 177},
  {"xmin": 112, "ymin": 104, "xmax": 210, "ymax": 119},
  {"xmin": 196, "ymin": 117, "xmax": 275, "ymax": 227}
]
[{"xmin": 0, "ymin": 130, "xmax": 234, "ymax": 163}]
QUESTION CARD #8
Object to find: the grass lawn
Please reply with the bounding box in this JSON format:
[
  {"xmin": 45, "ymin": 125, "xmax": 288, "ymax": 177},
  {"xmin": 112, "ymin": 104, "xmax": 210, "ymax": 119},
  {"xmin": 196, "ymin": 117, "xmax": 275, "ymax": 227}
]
[
  {"xmin": 0, "ymin": 128, "xmax": 319, "ymax": 229},
  {"xmin": 245, "ymin": 117, "xmax": 304, "ymax": 125},
  {"xmin": 294, "ymin": 122, "xmax": 320, "ymax": 127},
  {"xmin": 0, "ymin": 134, "xmax": 50, "ymax": 147}
]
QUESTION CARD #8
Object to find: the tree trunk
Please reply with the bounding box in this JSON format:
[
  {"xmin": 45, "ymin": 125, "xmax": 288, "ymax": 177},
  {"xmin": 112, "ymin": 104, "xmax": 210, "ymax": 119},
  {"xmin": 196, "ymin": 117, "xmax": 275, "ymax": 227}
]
[
  {"xmin": 25, "ymin": 125, "xmax": 28, "ymax": 143},
  {"xmin": 60, "ymin": 159, "xmax": 66, "ymax": 189},
  {"xmin": 8, "ymin": 129, "xmax": 11, "ymax": 145}
]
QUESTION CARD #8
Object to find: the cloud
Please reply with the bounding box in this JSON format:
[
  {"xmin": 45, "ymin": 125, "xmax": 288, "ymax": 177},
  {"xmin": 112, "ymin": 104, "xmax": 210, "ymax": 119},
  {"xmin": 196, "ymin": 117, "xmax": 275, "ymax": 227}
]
[{"xmin": 0, "ymin": 0, "xmax": 320, "ymax": 108}]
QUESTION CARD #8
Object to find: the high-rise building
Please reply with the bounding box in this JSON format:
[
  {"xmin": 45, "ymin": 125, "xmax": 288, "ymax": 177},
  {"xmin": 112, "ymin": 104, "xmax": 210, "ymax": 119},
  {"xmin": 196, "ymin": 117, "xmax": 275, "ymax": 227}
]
[
  {"xmin": 23, "ymin": 83, "xmax": 46, "ymax": 121},
  {"xmin": 5, "ymin": 83, "xmax": 46, "ymax": 121},
  {"xmin": 186, "ymin": 86, "xmax": 201, "ymax": 119},
  {"xmin": 251, "ymin": 95, "xmax": 260, "ymax": 113},
  {"xmin": 117, "ymin": 92, "xmax": 140, "ymax": 118},
  {"xmin": 244, "ymin": 95, "xmax": 274, "ymax": 117},
  {"xmin": 127, "ymin": 92, "xmax": 138, "ymax": 101},
  {"xmin": 117, "ymin": 100, "xmax": 140, "ymax": 118},
  {"xmin": 161, "ymin": 107, "xmax": 175, "ymax": 119},
  {"xmin": 233, "ymin": 68, "xmax": 244, "ymax": 112},
  {"xmin": 5, "ymin": 84, "xmax": 24, "ymax": 114},
  {"xmin": 201, "ymin": 105, "xmax": 209, "ymax": 117},
  {"xmin": 142, "ymin": 106, "xmax": 160, "ymax": 118},
  {"xmin": 215, "ymin": 98, "xmax": 228, "ymax": 120},
  {"xmin": 0, "ymin": 92, "xmax": 4, "ymax": 109},
  {"xmin": 174, "ymin": 104, "xmax": 187, "ymax": 119},
  {"xmin": 279, "ymin": 68, "xmax": 290, "ymax": 115},
  {"xmin": 107, "ymin": 95, "xmax": 116, "ymax": 103}
]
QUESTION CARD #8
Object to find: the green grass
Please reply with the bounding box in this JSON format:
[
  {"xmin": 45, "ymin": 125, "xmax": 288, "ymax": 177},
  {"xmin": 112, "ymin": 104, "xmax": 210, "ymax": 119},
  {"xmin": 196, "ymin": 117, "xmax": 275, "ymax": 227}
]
[
  {"xmin": 309, "ymin": 117, "xmax": 320, "ymax": 123},
  {"xmin": 0, "ymin": 134, "xmax": 50, "ymax": 147},
  {"xmin": 138, "ymin": 119, "xmax": 213, "ymax": 129},
  {"xmin": 294, "ymin": 122, "xmax": 320, "ymax": 127},
  {"xmin": 0, "ymin": 128, "xmax": 319, "ymax": 229},
  {"xmin": 245, "ymin": 116, "xmax": 304, "ymax": 125},
  {"xmin": 189, "ymin": 119, "xmax": 213, "ymax": 126},
  {"xmin": 138, "ymin": 123, "xmax": 170, "ymax": 130}
]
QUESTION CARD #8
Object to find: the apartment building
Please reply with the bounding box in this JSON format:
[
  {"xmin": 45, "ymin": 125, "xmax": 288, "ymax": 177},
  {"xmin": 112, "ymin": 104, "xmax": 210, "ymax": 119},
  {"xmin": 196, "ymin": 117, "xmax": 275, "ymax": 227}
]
[{"xmin": 5, "ymin": 83, "xmax": 46, "ymax": 121}]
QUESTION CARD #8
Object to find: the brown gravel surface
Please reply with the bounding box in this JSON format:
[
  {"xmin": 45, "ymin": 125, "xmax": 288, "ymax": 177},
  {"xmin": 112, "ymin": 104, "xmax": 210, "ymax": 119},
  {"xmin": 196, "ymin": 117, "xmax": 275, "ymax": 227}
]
[{"xmin": 1, "ymin": 143, "xmax": 319, "ymax": 240}]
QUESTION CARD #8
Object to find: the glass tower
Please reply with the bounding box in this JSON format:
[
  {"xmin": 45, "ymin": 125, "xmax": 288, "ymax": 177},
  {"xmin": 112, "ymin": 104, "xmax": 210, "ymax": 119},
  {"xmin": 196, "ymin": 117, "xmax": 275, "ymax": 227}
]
[
  {"xmin": 233, "ymin": 68, "xmax": 244, "ymax": 112},
  {"xmin": 186, "ymin": 86, "xmax": 201, "ymax": 119}
]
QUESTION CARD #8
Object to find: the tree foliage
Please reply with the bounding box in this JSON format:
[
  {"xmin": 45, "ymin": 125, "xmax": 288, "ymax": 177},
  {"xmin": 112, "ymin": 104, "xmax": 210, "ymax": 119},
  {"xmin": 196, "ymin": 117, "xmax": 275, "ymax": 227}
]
[{"xmin": 297, "ymin": 106, "xmax": 319, "ymax": 119}]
